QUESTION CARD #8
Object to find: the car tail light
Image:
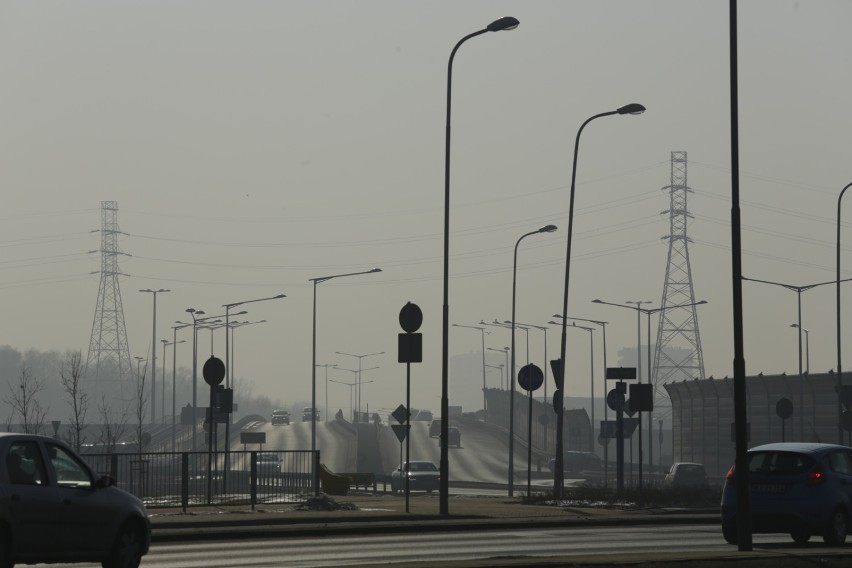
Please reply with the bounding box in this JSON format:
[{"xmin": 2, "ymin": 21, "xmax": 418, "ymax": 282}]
[
  {"xmin": 725, "ymin": 465, "xmax": 735, "ymax": 485},
  {"xmin": 806, "ymin": 465, "xmax": 826, "ymax": 486}
]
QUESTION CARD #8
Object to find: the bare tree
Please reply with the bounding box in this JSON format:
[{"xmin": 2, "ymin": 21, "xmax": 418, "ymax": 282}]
[
  {"xmin": 96, "ymin": 395, "xmax": 128, "ymax": 453},
  {"xmin": 5, "ymin": 363, "xmax": 48, "ymax": 434},
  {"xmin": 134, "ymin": 362, "xmax": 148, "ymax": 452},
  {"xmin": 59, "ymin": 350, "xmax": 89, "ymax": 452}
]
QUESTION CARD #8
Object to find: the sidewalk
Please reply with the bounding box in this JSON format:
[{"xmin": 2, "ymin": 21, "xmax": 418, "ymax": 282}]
[{"xmin": 148, "ymin": 492, "xmax": 720, "ymax": 542}]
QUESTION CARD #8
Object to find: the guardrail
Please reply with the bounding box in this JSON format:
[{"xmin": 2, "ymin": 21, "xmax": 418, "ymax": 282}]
[{"xmin": 83, "ymin": 450, "xmax": 318, "ymax": 511}]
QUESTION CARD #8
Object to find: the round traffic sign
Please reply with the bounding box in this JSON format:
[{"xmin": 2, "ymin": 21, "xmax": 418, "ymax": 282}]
[
  {"xmin": 552, "ymin": 389, "xmax": 563, "ymax": 414},
  {"xmin": 776, "ymin": 397, "xmax": 794, "ymax": 420},
  {"xmin": 518, "ymin": 364, "xmax": 544, "ymax": 392},
  {"xmin": 399, "ymin": 302, "xmax": 423, "ymax": 333},
  {"xmin": 607, "ymin": 389, "xmax": 625, "ymax": 411},
  {"xmin": 203, "ymin": 356, "xmax": 226, "ymax": 386}
]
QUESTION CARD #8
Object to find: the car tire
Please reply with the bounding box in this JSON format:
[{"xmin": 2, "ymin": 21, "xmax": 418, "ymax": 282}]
[
  {"xmin": 102, "ymin": 524, "xmax": 144, "ymax": 568},
  {"xmin": 823, "ymin": 508, "xmax": 848, "ymax": 547},
  {"xmin": 790, "ymin": 527, "xmax": 810, "ymax": 544},
  {"xmin": 721, "ymin": 523, "xmax": 738, "ymax": 545}
]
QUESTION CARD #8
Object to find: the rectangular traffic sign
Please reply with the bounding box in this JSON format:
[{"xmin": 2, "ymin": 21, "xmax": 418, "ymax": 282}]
[{"xmin": 606, "ymin": 367, "xmax": 637, "ymax": 380}]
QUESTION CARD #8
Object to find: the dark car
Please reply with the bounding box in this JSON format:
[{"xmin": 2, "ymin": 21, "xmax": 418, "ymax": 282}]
[
  {"xmin": 301, "ymin": 407, "xmax": 320, "ymax": 422},
  {"xmin": 0, "ymin": 433, "xmax": 151, "ymax": 568},
  {"xmin": 390, "ymin": 461, "xmax": 440, "ymax": 493},
  {"xmin": 428, "ymin": 419, "xmax": 443, "ymax": 438},
  {"xmin": 271, "ymin": 409, "xmax": 290, "ymax": 425},
  {"xmin": 721, "ymin": 442, "xmax": 852, "ymax": 546},
  {"xmin": 548, "ymin": 451, "xmax": 601, "ymax": 474},
  {"xmin": 439, "ymin": 426, "xmax": 461, "ymax": 448},
  {"xmin": 664, "ymin": 462, "xmax": 709, "ymax": 488}
]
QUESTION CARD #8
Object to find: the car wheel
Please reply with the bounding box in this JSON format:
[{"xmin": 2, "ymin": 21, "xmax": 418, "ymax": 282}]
[
  {"xmin": 721, "ymin": 523, "xmax": 738, "ymax": 545},
  {"xmin": 823, "ymin": 508, "xmax": 848, "ymax": 546},
  {"xmin": 790, "ymin": 527, "xmax": 810, "ymax": 544},
  {"xmin": 102, "ymin": 525, "xmax": 144, "ymax": 568}
]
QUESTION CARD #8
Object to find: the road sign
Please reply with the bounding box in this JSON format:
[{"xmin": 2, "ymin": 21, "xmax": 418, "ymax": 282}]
[
  {"xmin": 621, "ymin": 418, "xmax": 639, "ymax": 438},
  {"xmin": 623, "ymin": 399, "xmax": 636, "ymax": 418},
  {"xmin": 392, "ymin": 404, "xmax": 409, "ymax": 424},
  {"xmin": 550, "ymin": 359, "xmax": 563, "ymax": 390},
  {"xmin": 391, "ymin": 424, "xmax": 409, "ymax": 442},
  {"xmin": 606, "ymin": 367, "xmax": 637, "ymax": 381},
  {"xmin": 629, "ymin": 383, "xmax": 653, "ymax": 411},
  {"xmin": 776, "ymin": 397, "xmax": 794, "ymax": 420},
  {"xmin": 240, "ymin": 432, "xmax": 266, "ymax": 445},
  {"xmin": 203, "ymin": 356, "xmax": 225, "ymax": 386},
  {"xmin": 606, "ymin": 389, "xmax": 625, "ymax": 411},
  {"xmin": 518, "ymin": 364, "xmax": 544, "ymax": 392},
  {"xmin": 552, "ymin": 389, "xmax": 563, "ymax": 414},
  {"xmin": 399, "ymin": 302, "xmax": 423, "ymax": 333}
]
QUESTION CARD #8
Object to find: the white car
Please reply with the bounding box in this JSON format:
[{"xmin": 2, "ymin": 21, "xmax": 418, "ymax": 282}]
[{"xmin": 390, "ymin": 461, "xmax": 440, "ymax": 493}]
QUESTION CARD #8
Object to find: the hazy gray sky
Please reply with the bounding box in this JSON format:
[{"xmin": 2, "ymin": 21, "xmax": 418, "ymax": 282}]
[{"xmin": 2, "ymin": 1, "xmax": 851, "ymax": 418}]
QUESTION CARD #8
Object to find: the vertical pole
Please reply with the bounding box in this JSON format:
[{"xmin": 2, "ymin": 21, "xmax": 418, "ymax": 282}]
[
  {"xmin": 647, "ymin": 312, "xmax": 653, "ymax": 475},
  {"xmin": 730, "ymin": 0, "xmax": 753, "ymax": 550},
  {"xmin": 481, "ymin": 329, "xmax": 487, "ymax": 417},
  {"xmin": 636, "ymin": 308, "xmax": 643, "ymax": 489},
  {"xmin": 406, "ymin": 361, "xmax": 411, "ymax": 513},
  {"xmin": 172, "ymin": 327, "xmax": 177, "ymax": 452},
  {"xmin": 151, "ymin": 293, "xmax": 157, "ymax": 425},
  {"xmin": 796, "ymin": 292, "xmax": 804, "ymax": 441}
]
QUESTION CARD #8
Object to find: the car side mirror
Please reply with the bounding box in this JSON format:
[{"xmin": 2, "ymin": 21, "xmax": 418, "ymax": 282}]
[{"xmin": 95, "ymin": 475, "xmax": 115, "ymax": 489}]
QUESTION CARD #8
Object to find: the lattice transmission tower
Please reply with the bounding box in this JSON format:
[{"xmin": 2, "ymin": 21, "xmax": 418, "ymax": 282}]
[
  {"xmin": 86, "ymin": 201, "xmax": 133, "ymax": 392},
  {"xmin": 653, "ymin": 152, "xmax": 706, "ymax": 401}
]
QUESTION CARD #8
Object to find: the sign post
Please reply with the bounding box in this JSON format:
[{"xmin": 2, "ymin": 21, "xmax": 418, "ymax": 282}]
[
  {"xmin": 202, "ymin": 355, "xmax": 225, "ymax": 505},
  {"xmin": 518, "ymin": 363, "xmax": 544, "ymax": 499},
  {"xmin": 607, "ymin": 367, "xmax": 636, "ymax": 496},
  {"xmin": 398, "ymin": 302, "xmax": 422, "ymax": 513}
]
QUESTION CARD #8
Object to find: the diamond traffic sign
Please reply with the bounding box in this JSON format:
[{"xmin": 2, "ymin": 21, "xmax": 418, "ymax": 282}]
[
  {"xmin": 391, "ymin": 424, "xmax": 409, "ymax": 442},
  {"xmin": 392, "ymin": 404, "xmax": 409, "ymax": 424}
]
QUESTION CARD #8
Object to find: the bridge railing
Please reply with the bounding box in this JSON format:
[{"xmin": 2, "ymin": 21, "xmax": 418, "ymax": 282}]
[{"xmin": 82, "ymin": 450, "xmax": 318, "ymax": 511}]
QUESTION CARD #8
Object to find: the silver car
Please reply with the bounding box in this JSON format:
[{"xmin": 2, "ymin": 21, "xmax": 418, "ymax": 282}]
[{"xmin": 0, "ymin": 433, "xmax": 150, "ymax": 568}]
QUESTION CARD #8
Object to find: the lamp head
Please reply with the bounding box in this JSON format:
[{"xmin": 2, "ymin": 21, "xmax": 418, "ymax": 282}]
[
  {"xmin": 487, "ymin": 16, "xmax": 519, "ymax": 32},
  {"xmin": 275, "ymin": 293, "xmax": 286, "ymax": 299},
  {"xmin": 592, "ymin": 299, "xmax": 603, "ymax": 304},
  {"xmin": 617, "ymin": 103, "xmax": 646, "ymax": 115},
  {"xmin": 370, "ymin": 267, "xmax": 382, "ymax": 273},
  {"xmin": 539, "ymin": 224, "xmax": 558, "ymax": 233}
]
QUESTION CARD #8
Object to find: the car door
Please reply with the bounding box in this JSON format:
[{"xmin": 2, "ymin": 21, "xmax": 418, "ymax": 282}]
[
  {"xmin": 46, "ymin": 443, "xmax": 116, "ymax": 557},
  {"xmin": 1, "ymin": 440, "xmax": 60, "ymax": 556}
]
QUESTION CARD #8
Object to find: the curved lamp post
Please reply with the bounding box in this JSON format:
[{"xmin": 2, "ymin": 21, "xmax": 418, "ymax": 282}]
[
  {"xmin": 335, "ymin": 350, "xmax": 384, "ymax": 422},
  {"xmin": 487, "ymin": 347, "xmax": 510, "ymax": 390},
  {"xmin": 453, "ymin": 325, "xmax": 487, "ymax": 415},
  {"xmin": 509, "ymin": 224, "xmax": 556, "ymax": 496},
  {"xmin": 311, "ymin": 268, "xmax": 381, "ymax": 479},
  {"xmin": 441, "ymin": 16, "xmax": 519, "ymax": 515},
  {"xmin": 554, "ymin": 103, "xmax": 645, "ymax": 499},
  {"xmin": 838, "ymin": 182, "xmax": 852, "ymax": 444}
]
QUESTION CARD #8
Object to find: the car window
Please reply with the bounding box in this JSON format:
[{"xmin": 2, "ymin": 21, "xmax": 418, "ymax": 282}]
[
  {"xmin": 749, "ymin": 451, "xmax": 815, "ymax": 474},
  {"xmin": 826, "ymin": 451, "xmax": 852, "ymax": 475},
  {"xmin": 47, "ymin": 444, "xmax": 92, "ymax": 488},
  {"xmin": 6, "ymin": 441, "xmax": 48, "ymax": 486}
]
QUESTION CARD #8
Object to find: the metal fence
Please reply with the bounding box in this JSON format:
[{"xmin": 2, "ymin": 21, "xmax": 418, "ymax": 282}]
[{"xmin": 82, "ymin": 450, "xmax": 318, "ymax": 510}]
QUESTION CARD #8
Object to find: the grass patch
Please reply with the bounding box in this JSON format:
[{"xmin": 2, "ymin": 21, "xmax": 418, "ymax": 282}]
[{"xmin": 522, "ymin": 483, "xmax": 722, "ymax": 509}]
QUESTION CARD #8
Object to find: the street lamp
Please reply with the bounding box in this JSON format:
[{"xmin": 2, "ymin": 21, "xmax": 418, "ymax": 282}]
[
  {"xmin": 555, "ymin": 102, "xmax": 645, "ymax": 499},
  {"xmin": 311, "ymin": 268, "xmax": 381, "ymax": 467},
  {"xmin": 592, "ymin": 298, "xmax": 707, "ymax": 482},
  {"xmin": 441, "ymin": 15, "xmax": 519, "ymax": 516},
  {"xmin": 315, "ymin": 363, "xmax": 337, "ymax": 422},
  {"xmin": 743, "ymin": 275, "xmax": 852, "ymax": 440},
  {"xmin": 790, "ymin": 324, "xmax": 810, "ymax": 375},
  {"xmin": 330, "ymin": 377, "xmax": 373, "ymax": 422},
  {"xmin": 170, "ymin": 323, "xmax": 192, "ymax": 451},
  {"xmin": 334, "ymin": 350, "xmax": 385, "ymax": 422},
  {"xmin": 552, "ymin": 314, "xmax": 609, "ymax": 484},
  {"xmin": 487, "ymin": 347, "xmax": 510, "ymax": 390},
  {"xmin": 837, "ymin": 181, "xmax": 852, "ymax": 444},
  {"xmin": 485, "ymin": 364, "xmax": 504, "ymax": 391},
  {"xmin": 453, "ymin": 324, "xmax": 487, "ymax": 415},
  {"xmin": 140, "ymin": 288, "xmax": 170, "ymax": 424},
  {"xmin": 509, "ymin": 225, "xmax": 557, "ymax": 497}
]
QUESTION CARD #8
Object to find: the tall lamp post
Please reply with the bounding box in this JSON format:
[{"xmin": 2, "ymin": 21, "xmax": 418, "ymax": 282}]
[
  {"xmin": 837, "ymin": 181, "xmax": 852, "ymax": 444},
  {"xmin": 170, "ymin": 323, "xmax": 192, "ymax": 451},
  {"xmin": 555, "ymin": 102, "xmax": 645, "ymax": 499},
  {"xmin": 335, "ymin": 350, "xmax": 385, "ymax": 422},
  {"xmin": 742, "ymin": 276, "xmax": 852, "ymax": 440},
  {"xmin": 485, "ymin": 364, "xmax": 504, "ymax": 391},
  {"xmin": 140, "ymin": 288, "xmax": 170, "ymax": 424},
  {"xmin": 790, "ymin": 324, "xmax": 810, "ymax": 375},
  {"xmin": 487, "ymin": 347, "xmax": 510, "ymax": 390},
  {"xmin": 453, "ymin": 324, "xmax": 487, "ymax": 415},
  {"xmin": 592, "ymin": 298, "xmax": 707, "ymax": 480},
  {"xmin": 508, "ymin": 224, "xmax": 556, "ymax": 496},
  {"xmin": 552, "ymin": 314, "xmax": 609, "ymax": 483},
  {"xmin": 315, "ymin": 363, "xmax": 338, "ymax": 422},
  {"xmin": 160, "ymin": 339, "xmax": 184, "ymax": 425},
  {"xmin": 441, "ymin": 16, "xmax": 519, "ymax": 515},
  {"xmin": 311, "ymin": 268, "xmax": 381, "ymax": 464},
  {"xmin": 568, "ymin": 323, "xmax": 595, "ymax": 450}
]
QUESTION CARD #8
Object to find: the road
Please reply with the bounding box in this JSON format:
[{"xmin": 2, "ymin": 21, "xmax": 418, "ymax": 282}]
[
  {"xmin": 32, "ymin": 524, "xmax": 851, "ymax": 568},
  {"xmin": 249, "ymin": 419, "xmax": 357, "ymax": 473}
]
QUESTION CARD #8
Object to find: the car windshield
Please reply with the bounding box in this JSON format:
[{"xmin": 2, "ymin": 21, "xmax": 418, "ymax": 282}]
[
  {"xmin": 749, "ymin": 451, "xmax": 815, "ymax": 474},
  {"xmin": 407, "ymin": 462, "xmax": 437, "ymax": 472},
  {"xmin": 676, "ymin": 464, "xmax": 706, "ymax": 477}
]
